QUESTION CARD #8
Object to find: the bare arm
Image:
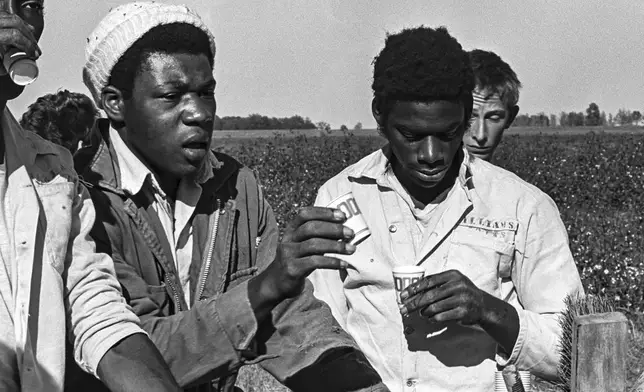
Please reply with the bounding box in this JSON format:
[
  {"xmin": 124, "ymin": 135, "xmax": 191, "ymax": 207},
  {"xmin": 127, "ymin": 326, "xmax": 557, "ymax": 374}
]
[
  {"xmin": 479, "ymin": 290, "xmax": 520, "ymax": 354},
  {"xmin": 97, "ymin": 333, "xmax": 180, "ymax": 392}
]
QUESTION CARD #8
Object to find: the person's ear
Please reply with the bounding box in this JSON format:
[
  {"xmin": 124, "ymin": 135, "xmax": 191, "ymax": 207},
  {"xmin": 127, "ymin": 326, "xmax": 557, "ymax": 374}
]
[
  {"xmin": 101, "ymin": 86, "xmax": 126, "ymax": 123},
  {"xmin": 505, "ymin": 105, "xmax": 520, "ymax": 129},
  {"xmin": 372, "ymin": 98, "xmax": 384, "ymax": 128}
]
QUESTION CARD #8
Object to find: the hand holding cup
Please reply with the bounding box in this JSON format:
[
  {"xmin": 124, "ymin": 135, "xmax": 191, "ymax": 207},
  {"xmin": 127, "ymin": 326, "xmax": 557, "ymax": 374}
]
[
  {"xmin": 0, "ymin": 8, "xmax": 41, "ymax": 84},
  {"xmin": 326, "ymin": 192, "xmax": 370, "ymax": 245},
  {"xmin": 259, "ymin": 206, "xmax": 357, "ymax": 300}
]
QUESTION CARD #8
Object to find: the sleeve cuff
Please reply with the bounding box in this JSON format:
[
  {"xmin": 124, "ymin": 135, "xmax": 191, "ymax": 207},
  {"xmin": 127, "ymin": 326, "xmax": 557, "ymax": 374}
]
[
  {"xmin": 82, "ymin": 323, "xmax": 147, "ymax": 377},
  {"xmin": 212, "ymin": 280, "xmax": 260, "ymax": 360},
  {"xmin": 495, "ymin": 308, "xmax": 527, "ymax": 367}
]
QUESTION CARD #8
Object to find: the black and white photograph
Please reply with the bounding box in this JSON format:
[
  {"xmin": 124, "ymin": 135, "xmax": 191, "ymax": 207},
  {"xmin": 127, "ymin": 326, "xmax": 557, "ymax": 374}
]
[{"xmin": 1, "ymin": 0, "xmax": 643, "ymax": 391}]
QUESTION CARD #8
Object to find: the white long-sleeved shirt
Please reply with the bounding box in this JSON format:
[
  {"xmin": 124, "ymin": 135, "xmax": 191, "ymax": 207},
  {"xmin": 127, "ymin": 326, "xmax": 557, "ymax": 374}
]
[
  {"xmin": 0, "ymin": 157, "xmax": 19, "ymax": 390},
  {"xmin": 1, "ymin": 108, "xmax": 143, "ymax": 391},
  {"xmin": 309, "ymin": 146, "xmax": 584, "ymax": 392}
]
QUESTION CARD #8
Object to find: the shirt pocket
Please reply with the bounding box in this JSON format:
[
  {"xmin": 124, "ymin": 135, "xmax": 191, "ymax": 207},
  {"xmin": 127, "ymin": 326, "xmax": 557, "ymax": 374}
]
[
  {"xmin": 446, "ymin": 224, "xmax": 517, "ymax": 296},
  {"xmin": 33, "ymin": 178, "xmax": 75, "ymax": 275}
]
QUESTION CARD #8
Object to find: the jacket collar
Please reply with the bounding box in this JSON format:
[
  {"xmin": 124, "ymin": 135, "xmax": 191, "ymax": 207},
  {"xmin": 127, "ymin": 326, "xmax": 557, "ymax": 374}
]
[
  {"xmin": 1, "ymin": 107, "xmax": 68, "ymax": 181},
  {"xmin": 79, "ymin": 119, "xmax": 234, "ymax": 197}
]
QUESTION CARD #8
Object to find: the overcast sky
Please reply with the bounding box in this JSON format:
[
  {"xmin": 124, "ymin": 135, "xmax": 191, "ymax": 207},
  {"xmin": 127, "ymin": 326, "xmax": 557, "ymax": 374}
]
[{"xmin": 8, "ymin": 0, "xmax": 644, "ymax": 128}]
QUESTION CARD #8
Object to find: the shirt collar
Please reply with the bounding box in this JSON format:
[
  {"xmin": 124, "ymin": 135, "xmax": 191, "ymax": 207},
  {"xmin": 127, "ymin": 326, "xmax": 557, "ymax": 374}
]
[
  {"xmin": 109, "ymin": 126, "xmax": 158, "ymax": 196},
  {"xmin": 1, "ymin": 107, "xmax": 61, "ymax": 178},
  {"xmin": 349, "ymin": 144, "xmax": 474, "ymax": 192},
  {"xmin": 108, "ymin": 126, "xmax": 215, "ymax": 197}
]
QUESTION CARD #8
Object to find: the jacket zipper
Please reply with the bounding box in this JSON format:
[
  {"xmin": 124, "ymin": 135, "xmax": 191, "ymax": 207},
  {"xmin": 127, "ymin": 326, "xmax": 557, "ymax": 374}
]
[
  {"xmin": 195, "ymin": 199, "xmax": 222, "ymax": 302},
  {"xmin": 167, "ymin": 278, "xmax": 182, "ymax": 312}
]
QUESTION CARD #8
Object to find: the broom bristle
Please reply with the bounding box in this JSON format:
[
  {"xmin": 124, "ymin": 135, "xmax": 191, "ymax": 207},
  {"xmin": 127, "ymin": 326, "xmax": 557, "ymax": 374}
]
[{"xmin": 555, "ymin": 293, "xmax": 616, "ymax": 392}]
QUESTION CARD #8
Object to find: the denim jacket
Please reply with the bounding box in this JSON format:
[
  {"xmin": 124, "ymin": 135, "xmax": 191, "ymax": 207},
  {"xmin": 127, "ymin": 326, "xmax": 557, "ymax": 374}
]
[
  {"xmin": 0, "ymin": 109, "xmax": 143, "ymax": 391},
  {"xmin": 72, "ymin": 120, "xmax": 387, "ymax": 392},
  {"xmin": 310, "ymin": 146, "xmax": 584, "ymax": 392}
]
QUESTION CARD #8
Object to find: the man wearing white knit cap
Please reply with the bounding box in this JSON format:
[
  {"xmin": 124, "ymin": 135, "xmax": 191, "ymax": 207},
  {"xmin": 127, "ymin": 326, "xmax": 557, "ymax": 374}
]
[
  {"xmin": 74, "ymin": 2, "xmax": 390, "ymax": 392},
  {"xmin": 0, "ymin": 1, "xmax": 183, "ymax": 391}
]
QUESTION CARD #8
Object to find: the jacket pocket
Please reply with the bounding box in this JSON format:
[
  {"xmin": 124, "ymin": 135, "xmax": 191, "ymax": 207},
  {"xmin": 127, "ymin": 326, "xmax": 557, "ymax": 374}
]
[
  {"xmin": 146, "ymin": 283, "xmax": 169, "ymax": 309},
  {"xmin": 229, "ymin": 267, "xmax": 258, "ymax": 283},
  {"xmin": 447, "ymin": 226, "xmax": 516, "ymax": 296}
]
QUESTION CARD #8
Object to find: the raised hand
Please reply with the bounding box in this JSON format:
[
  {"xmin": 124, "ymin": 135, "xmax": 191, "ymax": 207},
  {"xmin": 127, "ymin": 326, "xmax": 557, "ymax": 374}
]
[
  {"xmin": 0, "ymin": 4, "xmax": 42, "ymax": 61},
  {"xmin": 262, "ymin": 206, "xmax": 356, "ymax": 299}
]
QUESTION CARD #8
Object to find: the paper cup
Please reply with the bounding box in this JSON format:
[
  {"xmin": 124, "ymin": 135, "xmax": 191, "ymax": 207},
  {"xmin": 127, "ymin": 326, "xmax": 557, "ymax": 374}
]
[
  {"xmin": 494, "ymin": 370, "xmax": 531, "ymax": 392},
  {"xmin": 2, "ymin": 49, "xmax": 38, "ymax": 86},
  {"xmin": 326, "ymin": 192, "xmax": 370, "ymax": 245},
  {"xmin": 518, "ymin": 371, "xmax": 531, "ymax": 391},
  {"xmin": 494, "ymin": 371, "xmax": 508, "ymax": 392},
  {"xmin": 392, "ymin": 265, "xmax": 425, "ymax": 304}
]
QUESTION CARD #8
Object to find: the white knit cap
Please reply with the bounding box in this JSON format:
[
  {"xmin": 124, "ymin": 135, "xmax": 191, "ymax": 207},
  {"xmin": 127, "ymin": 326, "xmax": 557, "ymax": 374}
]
[{"xmin": 83, "ymin": 1, "xmax": 216, "ymax": 109}]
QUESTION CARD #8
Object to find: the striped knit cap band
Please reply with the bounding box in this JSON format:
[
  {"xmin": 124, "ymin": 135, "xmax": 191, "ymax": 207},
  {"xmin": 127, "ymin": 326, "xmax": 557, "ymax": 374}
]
[{"xmin": 83, "ymin": 1, "xmax": 216, "ymax": 109}]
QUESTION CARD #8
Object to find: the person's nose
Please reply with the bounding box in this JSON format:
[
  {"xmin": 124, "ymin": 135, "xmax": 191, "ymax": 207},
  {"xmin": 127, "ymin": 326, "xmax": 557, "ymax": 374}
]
[
  {"xmin": 471, "ymin": 118, "xmax": 488, "ymax": 145},
  {"xmin": 417, "ymin": 136, "xmax": 443, "ymax": 165},
  {"xmin": 0, "ymin": 0, "xmax": 19, "ymax": 14},
  {"xmin": 182, "ymin": 94, "xmax": 215, "ymax": 129}
]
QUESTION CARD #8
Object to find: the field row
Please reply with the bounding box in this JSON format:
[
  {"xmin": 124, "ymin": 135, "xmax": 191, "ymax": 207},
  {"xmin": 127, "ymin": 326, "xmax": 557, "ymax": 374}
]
[{"xmin": 214, "ymin": 132, "xmax": 644, "ymax": 312}]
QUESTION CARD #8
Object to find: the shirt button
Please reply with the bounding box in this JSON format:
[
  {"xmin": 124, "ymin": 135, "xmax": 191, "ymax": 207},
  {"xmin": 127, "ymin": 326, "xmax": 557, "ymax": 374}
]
[
  {"xmin": 389, "ymin": 224, "xmax": 397, "ymax": 233},
  {"xmin": 404, "ymin": 326, "xmax": 414, "ymax": 335}
]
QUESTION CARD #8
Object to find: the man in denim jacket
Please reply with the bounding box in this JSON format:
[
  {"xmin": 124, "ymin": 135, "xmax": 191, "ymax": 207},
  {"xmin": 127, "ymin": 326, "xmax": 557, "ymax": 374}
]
[
  {"xmin": 0, "ymin": 1, "xmax": 183, "ymax": 391},
  {"xmin": 73, "ymin": 2, "xmax": 388, "ymax": 392},
  {"xmin": 309, "ymin": 26, "xmax": 584, "ymax": 392}
]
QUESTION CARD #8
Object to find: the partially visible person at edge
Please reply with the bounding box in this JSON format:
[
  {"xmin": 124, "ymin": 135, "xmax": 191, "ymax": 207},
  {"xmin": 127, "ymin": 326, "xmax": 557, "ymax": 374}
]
[
  {"xmin": 309, "ymin": 26, "xmax": 584, "ymax": 392},
  {"xmin": 20, "ymin": 89, "xmax": 100, "ymax": 154},
  {"xmin": 463, "ymin": 49, "xmax": 522, "ymax": 163},
  {"xmin": 0, "ymin": 0, "xmax": 183, "ymax": 391},
  {"xmin": 72, "ymin": 2, "xmax": 389, "ymax": 392}
]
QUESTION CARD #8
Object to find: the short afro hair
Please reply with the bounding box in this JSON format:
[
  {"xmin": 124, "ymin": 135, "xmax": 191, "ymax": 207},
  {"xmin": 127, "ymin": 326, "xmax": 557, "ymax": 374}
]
[
  {"xmin": 20, "ymin": 89, "xmax": 99, "ymax": 153},
  {"xmin": 372, "ymin": 26, "xmax": 475, "ymax": 121},
  {"xmin": 469, "ymin": 49, "xmax": 521, "ymax": 107},
  {"xmin": 108, "ymin": 22, "xmax": 214, "ymax": 100}
]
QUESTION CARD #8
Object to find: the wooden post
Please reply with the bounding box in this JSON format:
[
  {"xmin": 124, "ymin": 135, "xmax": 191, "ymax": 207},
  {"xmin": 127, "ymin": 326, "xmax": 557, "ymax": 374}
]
[{"xmin": 571, "ymin": 312, "xmax": 628, "ymax": 392}]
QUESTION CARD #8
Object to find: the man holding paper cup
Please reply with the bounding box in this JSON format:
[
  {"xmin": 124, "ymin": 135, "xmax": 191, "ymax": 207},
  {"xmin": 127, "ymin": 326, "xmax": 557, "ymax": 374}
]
[
  {"xmin": 310, "ymin": 25, "xmax": 584, "ymax": 392},
  {"xmin": 72, "ymin": 3, "xmax": 390, "ymax": 391}
]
